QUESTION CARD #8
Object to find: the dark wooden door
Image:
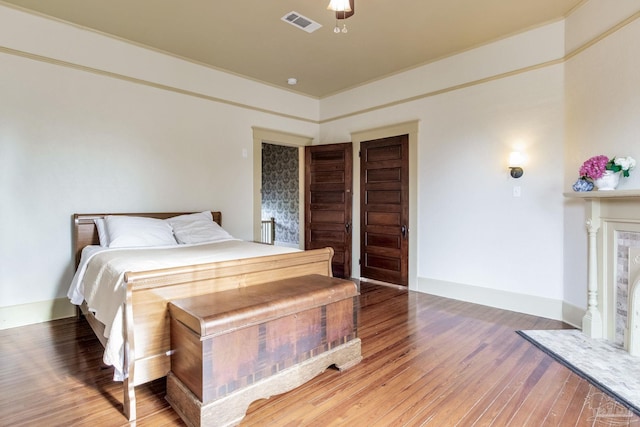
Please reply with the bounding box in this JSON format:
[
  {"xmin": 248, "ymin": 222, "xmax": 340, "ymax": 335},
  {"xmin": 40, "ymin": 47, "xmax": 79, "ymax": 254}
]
[
  {"xmin": 360, "ymin": 135, "xmax": 409, "ymax": 286},
  {"xmin": 305, "ymin": 143, "xmax": 352, "ymax": 278}
]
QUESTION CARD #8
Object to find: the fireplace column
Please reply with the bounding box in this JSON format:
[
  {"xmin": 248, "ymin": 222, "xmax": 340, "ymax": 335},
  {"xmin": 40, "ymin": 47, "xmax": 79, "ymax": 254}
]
[
  {"xmin": 583, "ymin": 209, "xmax": 603, "ymax": 339},
  {"xmin": 565, "ymin": 190, "xmax": 640, "ymax": 342}
]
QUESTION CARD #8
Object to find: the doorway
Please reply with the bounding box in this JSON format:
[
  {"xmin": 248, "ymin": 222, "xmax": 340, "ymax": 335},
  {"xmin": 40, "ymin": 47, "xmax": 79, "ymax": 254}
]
[
  {"xmin": 261, "ymin": 142, "xmax": 300, "ymax": 247},
  {"xmin": 252, "ymin": 127, "xmax": 312, "ymax": 248},
  {"xmin": 360, "ymin": 135, "xmax": 409, "ymax": 286},
  {"xmin": 350, "ymin": 120, "xmax": 418, "ymax": 289}
]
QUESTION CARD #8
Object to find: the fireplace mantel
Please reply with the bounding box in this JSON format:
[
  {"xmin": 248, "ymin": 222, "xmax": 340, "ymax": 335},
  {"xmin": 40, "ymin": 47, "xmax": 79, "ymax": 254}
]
[
  {"xmin": 565, "ymin": 189, "xmax": 640, "ymax": 342},
  {"xmin": 564, "ymin": 189, "xmax": 640, "ymax": 199}
]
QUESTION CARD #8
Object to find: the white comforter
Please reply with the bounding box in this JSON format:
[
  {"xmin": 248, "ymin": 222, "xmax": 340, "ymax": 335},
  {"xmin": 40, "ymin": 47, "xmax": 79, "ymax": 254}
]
[{"xmin": 67, "ymin": 239, "xmax": 299, "ymax": 381}]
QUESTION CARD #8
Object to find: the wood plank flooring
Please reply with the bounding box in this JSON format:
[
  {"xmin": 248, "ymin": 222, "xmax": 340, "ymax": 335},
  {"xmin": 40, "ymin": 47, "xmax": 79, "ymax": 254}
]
[{"xmin": 1, "ymin": 282, "xmax": 638, "ymax": 426}]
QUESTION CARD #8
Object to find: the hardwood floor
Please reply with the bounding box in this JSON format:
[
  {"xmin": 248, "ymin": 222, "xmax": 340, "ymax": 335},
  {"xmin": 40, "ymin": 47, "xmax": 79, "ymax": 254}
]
[{"xmin": 1, "ymin": 282, "xmax": 638, "ymax": 426}]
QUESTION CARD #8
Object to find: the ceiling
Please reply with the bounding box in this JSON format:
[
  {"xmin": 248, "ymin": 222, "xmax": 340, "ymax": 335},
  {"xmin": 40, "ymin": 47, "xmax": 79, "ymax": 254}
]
[{"xmin": 2, "ymin": 0, "xmax": 583, "ymax": 98}]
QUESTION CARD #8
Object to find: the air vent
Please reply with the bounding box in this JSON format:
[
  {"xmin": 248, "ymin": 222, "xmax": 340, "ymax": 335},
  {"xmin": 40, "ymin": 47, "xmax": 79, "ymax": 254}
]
[{"xmin": 281, "ymin": 11, "xmax": 322, "ymax": 33}]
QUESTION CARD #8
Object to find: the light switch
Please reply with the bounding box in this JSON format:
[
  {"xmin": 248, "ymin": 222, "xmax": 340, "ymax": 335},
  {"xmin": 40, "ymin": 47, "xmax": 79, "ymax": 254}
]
[{"xmin": 513, "ymin": 186, "xmax": 521, "ymax": 197}]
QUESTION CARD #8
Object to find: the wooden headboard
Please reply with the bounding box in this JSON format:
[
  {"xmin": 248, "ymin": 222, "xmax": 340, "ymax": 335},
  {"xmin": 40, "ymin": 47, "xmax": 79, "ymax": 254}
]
[{"xmin": 73, "ymin": 211, "xmax": 222, "ymax": 268}]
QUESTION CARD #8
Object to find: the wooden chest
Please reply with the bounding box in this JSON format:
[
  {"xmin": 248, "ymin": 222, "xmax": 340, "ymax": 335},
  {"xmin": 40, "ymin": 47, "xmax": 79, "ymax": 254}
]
[{"xmin": 166, "ymin": 274, "xmax": 362, "ymax": 427}]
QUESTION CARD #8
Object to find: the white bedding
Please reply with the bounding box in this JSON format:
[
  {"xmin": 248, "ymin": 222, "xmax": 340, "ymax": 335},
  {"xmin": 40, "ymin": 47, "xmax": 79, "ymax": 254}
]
[{"xmin": 67, "ymin": 239, "xmax": 299, "ymax": 381}]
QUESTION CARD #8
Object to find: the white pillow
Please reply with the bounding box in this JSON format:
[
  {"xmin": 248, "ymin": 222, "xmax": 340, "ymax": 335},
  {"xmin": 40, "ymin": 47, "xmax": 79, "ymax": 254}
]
[
  {"xmin": 166, "ymin": 211, "xmax": 234, "ymax": 244},
  {"xmin": 94, "ymin": 218, "xmax": 109, "ymax": 247},
  {"xmin": 105, "ymin": 215, "xmax": 177, "ymax": 248}
]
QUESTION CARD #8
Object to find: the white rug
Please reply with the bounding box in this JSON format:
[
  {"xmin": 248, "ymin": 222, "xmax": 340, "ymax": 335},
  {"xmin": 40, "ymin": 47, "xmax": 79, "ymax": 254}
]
[{"xmin": 517, "ymin": 329, "xmax": 640, "ymax": 416}]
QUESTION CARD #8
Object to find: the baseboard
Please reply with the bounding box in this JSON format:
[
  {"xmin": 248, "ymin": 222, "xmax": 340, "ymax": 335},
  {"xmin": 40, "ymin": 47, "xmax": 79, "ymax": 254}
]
[
  {"xmin": 0, "ymin": 285, "xmax": 587, "ymax": 330},
  {"xmin": 0, "ymin": 298, "xmax": 76, "ymax": 330},
  {"xmin": 416, "ymin": 277, "xmax": 565, "ymax": 322},
  {"xmin": 562, "ymin": 301, "xmax": 585, "ymax": 329}
]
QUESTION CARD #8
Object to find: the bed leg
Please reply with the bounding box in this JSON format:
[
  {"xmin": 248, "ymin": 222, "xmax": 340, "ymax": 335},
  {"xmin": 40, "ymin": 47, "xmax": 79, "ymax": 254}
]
[{"xmin": 123, "ymin": 378, "xmax": 136, "ymax": 421}]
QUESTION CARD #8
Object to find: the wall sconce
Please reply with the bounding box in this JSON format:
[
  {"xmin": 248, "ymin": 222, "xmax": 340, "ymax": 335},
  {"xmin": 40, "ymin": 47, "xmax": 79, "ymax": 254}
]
[{"xmin": 509, "ymin": 151, "xmax": 524, "ymax": 178}]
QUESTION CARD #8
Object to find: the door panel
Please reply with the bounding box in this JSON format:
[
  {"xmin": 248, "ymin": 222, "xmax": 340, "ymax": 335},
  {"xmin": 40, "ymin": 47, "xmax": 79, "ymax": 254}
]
[
  {"xmin": 360, "ymin": 135, "xmax": 409, "ymax": 286},
  {"xmin": 305, "ymin": 143, "xmax": 353, "ymax": 278}
]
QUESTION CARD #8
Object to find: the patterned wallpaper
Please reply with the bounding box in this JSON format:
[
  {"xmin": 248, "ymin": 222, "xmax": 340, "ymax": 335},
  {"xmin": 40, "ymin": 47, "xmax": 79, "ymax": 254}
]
[{"xmin": 261, "ymin": 143, "xmax": 299, "ymax": 246}]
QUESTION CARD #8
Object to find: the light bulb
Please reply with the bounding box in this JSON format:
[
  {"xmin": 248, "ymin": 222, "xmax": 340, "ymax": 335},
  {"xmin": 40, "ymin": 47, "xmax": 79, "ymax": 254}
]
[
  {"xmin": 509, "ymin": 151, "xmax": 524, "ymax": 167},
  {"xmin": 327, "ymin": 0, "xmax": 352, "ymax": 12}
]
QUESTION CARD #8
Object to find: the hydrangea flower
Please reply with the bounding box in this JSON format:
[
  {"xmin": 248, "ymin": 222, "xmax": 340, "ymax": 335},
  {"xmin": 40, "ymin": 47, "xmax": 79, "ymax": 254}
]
[{"xmin": 579, "ymin": 155, "xmax": 608, "ymax": 180}]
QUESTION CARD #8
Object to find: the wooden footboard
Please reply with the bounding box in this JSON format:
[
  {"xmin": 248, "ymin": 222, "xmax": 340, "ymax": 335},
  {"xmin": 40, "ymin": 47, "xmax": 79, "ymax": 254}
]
[{"xmin": 121, "ymin": 247, "xmax": 334, "ymax": 421}]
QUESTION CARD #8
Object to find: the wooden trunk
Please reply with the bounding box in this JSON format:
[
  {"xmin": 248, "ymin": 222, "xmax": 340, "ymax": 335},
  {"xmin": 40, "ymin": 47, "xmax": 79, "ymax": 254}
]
[{"xmin": 166, "ymin": 274, "xmax": 362, "ymax": 427}]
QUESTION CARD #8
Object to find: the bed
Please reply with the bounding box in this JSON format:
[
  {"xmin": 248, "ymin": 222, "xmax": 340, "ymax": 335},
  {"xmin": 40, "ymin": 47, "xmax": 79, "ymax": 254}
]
[{"xmin": 69, "ymin": 211, "xmax": 334, "ymax": 421}]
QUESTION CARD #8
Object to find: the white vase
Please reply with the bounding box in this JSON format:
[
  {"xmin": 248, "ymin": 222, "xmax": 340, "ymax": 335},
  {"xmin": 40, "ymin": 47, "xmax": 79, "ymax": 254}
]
[{"xmin": 594, "ymin": 170, "xmax": 621, "ymax": 191}]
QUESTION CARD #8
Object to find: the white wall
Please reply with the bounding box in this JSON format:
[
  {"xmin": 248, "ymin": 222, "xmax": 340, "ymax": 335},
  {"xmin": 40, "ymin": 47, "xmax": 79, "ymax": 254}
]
[
  {"xmin": 416, "ymin": 66, "xmax": 564, "ymax": 299},
  {"xmin": 563, "ymin": 2, "xmax": 640, "ymax": 312},
  {"xmin": 0, "ymin": 5, "xmax": 319, "ymax": 328}
]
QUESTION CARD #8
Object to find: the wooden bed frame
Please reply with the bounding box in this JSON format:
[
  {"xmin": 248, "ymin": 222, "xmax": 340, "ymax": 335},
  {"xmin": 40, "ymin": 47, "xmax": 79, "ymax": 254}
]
[{"xmin": 73, "ymin": 211, "xmax": 334, "ymax": 421}]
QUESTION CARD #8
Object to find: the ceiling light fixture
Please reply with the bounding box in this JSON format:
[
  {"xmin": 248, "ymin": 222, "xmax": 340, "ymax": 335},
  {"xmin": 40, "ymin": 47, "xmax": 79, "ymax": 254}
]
[{"xmin": 327, "ymin": 0, "xmax": 354, "ymax": 34}]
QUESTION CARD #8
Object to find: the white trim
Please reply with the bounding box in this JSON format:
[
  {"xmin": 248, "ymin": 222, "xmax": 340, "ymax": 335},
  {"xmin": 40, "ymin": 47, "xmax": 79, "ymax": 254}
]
[
  {"xmin": 562, "ymin": 300, "xmax": 585, "ymax": 329},
  {"xmin": 0, "ymin": 298, "xmax": 76, "ymax": 330},
  {"xmin": 416, "ymin": 277, "xmax": 564, "ymax": 321}
]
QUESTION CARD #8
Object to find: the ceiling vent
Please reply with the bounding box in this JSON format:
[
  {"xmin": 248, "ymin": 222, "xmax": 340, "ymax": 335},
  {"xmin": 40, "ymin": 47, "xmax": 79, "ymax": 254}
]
[{"xmin": 281, "ymin": 11, "xmax": 322, "ymax": 33}]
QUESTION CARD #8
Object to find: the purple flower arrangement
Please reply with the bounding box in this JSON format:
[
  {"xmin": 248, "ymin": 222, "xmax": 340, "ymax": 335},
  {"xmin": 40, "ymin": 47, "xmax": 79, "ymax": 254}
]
[
  {"xmin": 579, "ymin": 155, "xmax": 609, "ymax": 180},
  {"xmin": 573, "ymin": 155, "xmax": 636, "ymax": 192}
]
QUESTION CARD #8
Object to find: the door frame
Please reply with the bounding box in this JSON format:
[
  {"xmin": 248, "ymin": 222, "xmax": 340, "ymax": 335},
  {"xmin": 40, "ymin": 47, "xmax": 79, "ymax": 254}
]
[
  {"xmin": 350, "ymin": 120, "xmax": 419, "ymax": 290},
  {"xmin": 252, "ymin": 127, "xmax": 313, "ymax": 248}
]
